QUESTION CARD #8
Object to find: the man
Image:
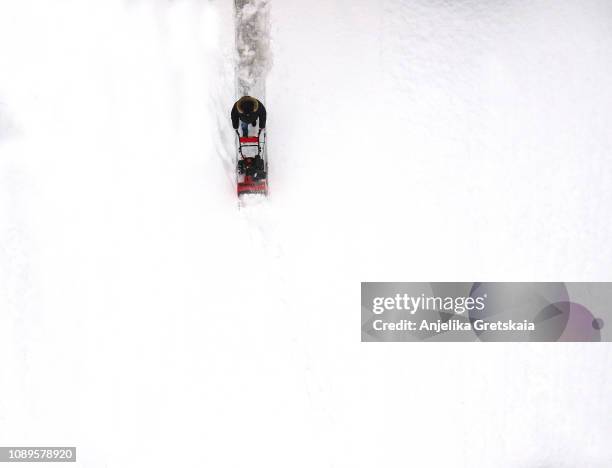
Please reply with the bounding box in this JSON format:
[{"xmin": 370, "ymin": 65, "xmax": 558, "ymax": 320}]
[{"xmin": 231, "ymin": 96, "xmax": 267, "ymax": 137}]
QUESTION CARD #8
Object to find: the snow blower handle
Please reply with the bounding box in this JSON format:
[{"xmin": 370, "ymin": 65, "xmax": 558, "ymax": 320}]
[{"xmin": 236, "ymin": 130, "xmax": 246, "ymax": 159}]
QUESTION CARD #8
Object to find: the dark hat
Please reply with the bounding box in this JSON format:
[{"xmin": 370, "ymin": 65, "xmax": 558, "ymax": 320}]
[{"xmin": 237, "ymin": 96, "xmax": 259, "ymax": 114}]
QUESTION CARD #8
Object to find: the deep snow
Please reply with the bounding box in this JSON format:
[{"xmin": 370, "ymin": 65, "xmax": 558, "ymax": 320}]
[{"xmin": 1, "ymin": 0, "xmax": 612, "ymax": 467}]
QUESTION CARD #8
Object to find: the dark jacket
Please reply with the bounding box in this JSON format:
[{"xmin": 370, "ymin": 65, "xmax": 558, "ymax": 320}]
[{"xmin": 231, "ymin": 99, "xmax": 267, "ymax": 129}]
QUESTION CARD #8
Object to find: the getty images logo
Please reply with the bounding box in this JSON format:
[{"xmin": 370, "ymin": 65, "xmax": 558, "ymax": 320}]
[{"xmin": 372, "ymin": 293, "xmax": 487, "ymax": 315}]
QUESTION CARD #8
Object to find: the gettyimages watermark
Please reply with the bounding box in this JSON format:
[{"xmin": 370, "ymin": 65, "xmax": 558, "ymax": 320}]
[{"xmin": 361, "ymin": 283, "xmax": 610, "ymax": 342}]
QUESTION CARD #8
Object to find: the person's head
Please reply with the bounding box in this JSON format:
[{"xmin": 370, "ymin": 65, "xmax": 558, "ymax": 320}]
[{"xmin": 237, "ymin": 96, "xmax": 259, "ymax": 115}]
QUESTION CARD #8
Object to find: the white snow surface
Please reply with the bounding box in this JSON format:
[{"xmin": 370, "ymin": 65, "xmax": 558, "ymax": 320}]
[{"xmin": 1, "ymin": 1, "xmax": 612, "ymax": 467}]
